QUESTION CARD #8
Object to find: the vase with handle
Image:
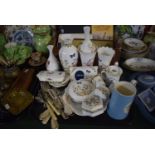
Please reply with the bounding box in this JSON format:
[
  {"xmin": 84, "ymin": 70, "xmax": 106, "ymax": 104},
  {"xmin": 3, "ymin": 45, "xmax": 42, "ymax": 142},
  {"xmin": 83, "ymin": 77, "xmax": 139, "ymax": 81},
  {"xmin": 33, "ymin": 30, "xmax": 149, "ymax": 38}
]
[{"xmin": 46, "ymin": 45, "xmax": 59, "ymax": 72}]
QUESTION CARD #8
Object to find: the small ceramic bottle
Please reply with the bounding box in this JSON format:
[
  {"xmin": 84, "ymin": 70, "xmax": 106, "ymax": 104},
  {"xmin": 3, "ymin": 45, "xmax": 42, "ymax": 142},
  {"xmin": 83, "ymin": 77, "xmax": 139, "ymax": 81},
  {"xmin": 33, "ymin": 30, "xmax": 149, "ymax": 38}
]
[
  {"xmin": 79, "ymin": 26, "xmax": 96, "ymax": 66},
  {"xmin": 46, "ymin": 45, "xmax": 59, "ymax": 72},
  {"xmin": 59, "ymin": 34, "xmax": 78, "ymax": 73}
]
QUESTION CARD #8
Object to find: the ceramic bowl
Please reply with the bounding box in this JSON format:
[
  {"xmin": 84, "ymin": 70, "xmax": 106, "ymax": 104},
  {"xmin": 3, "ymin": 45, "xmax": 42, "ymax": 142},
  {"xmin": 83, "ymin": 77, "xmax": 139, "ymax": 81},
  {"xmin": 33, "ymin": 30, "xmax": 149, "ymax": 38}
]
[{"xmin": 68, "ymin": 79, "xmax": 95, "ymax": 103}]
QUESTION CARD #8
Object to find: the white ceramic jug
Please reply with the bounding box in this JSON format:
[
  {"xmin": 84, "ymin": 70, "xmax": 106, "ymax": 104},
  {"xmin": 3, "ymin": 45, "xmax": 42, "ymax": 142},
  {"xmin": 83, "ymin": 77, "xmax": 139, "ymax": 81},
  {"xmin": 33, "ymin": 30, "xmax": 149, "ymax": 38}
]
[
  {"xmin": 101, "ymin": 62, "xmax": 123, "ymax": 85},
  {"xmin": 46, "ymin": 45, "xmax": 59, "ymax": 72}
]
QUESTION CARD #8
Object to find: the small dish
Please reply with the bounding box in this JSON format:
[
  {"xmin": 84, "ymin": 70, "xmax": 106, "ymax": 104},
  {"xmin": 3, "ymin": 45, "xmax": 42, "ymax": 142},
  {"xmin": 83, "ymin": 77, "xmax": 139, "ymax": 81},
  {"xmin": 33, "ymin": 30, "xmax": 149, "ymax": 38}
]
[
  {"xmin": 123, "ymin": 58, "xmax": 155, "ymax": 72},
  {"xmin": 36, "ymin": 71, "xmax": 66, "ymax": 82},
  {"xmin": 137, "ymin": 74, "xmax": 155, "ymax": 89},
  {"xmin": 12, "ymin": 30, "xmax": 33, "ymax": 46},
  {"xmin": 123, "ymin": 38, "xmax": 146, "ymax": 50},
  {"xmin": 68, "ymin": 79, "xmax": 95, "ymax": 103},
  {"xmin": 49, "ymin": 74, "xmax": 70, "ymax": 88},
  {"xmin": 29, "ymin": 57, "xmax": 46, "ymax": 67}
]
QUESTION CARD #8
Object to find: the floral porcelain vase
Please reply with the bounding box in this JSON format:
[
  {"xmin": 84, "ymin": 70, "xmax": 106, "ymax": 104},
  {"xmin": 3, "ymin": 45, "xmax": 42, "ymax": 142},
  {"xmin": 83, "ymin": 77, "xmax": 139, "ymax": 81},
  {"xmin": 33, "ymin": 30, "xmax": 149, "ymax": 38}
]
[
  {"xmin": 79, "ymin": 26, "xmax": 96, "ymax": 66},
  {"xmin": 59, "ymin": 34, "xmax": 78, "ymax": 73},
  {"xmin": 46, "ymin": 45, "xmax": 59, "ymax": 72}
]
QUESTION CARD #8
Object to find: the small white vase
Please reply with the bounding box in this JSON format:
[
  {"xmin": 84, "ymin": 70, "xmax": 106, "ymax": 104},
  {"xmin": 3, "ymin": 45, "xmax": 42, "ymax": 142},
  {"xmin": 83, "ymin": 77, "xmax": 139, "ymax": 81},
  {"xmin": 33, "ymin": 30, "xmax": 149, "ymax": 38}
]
[
  {"xmin": 79, "ymin": 26, "xmax": 96, "ymax": 66},
  {"xmin": 59, "ymin": 34, "xmax": 78, "ymax": 73},
  {"xmin": 46, "ymin": 45, "xmax": 59, "ymax": 72}
]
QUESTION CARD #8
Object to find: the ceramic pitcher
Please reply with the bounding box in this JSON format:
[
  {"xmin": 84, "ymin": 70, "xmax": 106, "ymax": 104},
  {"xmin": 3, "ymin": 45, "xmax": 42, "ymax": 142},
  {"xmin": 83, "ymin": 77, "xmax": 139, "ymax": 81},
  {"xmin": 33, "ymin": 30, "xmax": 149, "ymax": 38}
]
[
  {"xmin": 79, "ymin": 26, "xmax": 96, "ymax": 66},
  {"xmin": 59, "ymin": 34, "xmax": 78, "ymax": 73},
  {"xmin": 101, "ymin": 62, "xmax": 123, "ymax": 85},
  {"xmin": 46, "ymin": 45, "xmax": 59, "ymax": 72}
]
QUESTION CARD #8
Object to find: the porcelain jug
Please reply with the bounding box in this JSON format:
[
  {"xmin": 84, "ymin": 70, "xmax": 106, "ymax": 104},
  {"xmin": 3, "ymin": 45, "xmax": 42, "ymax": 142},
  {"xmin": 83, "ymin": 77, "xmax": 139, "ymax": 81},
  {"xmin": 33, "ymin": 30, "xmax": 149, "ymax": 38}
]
[
  {"xmin": 59, "ymin": 34, "xmax": 78, "ymax": 73},
  {"xmin": 46, "ymin": 45, "xmax": 59, "ymax": 72},
  {"xmin": 101, "ymin": 62, "xmax": 123, "ymax": 85}
]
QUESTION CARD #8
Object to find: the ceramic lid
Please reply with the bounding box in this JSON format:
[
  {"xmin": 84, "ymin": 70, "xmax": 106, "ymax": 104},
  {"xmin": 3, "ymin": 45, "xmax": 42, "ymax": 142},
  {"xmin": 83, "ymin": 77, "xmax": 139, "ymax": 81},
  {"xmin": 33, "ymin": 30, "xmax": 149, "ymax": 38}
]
[{"xmin": 138, "ymin": 74, "xmax": 155, "ymax": 86}]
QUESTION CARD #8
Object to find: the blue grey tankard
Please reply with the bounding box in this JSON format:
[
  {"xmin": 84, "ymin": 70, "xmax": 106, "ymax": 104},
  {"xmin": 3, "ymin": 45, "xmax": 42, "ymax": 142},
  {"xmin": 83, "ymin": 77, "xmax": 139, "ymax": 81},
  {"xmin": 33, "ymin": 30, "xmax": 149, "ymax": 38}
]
[{"xmin": 107, "ymin": 80, "xmax": 137, "ymax": 120}]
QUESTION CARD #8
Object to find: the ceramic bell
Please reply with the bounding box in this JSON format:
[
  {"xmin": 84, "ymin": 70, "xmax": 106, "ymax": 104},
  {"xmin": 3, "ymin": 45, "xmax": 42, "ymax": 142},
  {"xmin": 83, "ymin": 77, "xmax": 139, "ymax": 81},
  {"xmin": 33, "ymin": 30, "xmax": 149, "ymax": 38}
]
[
  {"xmin": 79, "ymin": 26, "xmax": 96, "ymax": 66},
  {"xmin": 59, "ymin": 34, "xmax": 78, "ymax": 73},
  {"xmin": 46, "ymin": 45, "xmax": 59, "ymax": 72}
]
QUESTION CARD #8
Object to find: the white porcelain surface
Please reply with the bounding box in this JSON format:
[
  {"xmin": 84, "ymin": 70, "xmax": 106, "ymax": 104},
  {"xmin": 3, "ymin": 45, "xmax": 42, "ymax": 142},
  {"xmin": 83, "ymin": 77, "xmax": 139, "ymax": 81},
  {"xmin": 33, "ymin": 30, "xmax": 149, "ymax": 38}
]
[
  {"xmin": 123, "ymin": 58, "xmax": 155, "ymax": 72},
  {"xmin": 46, "ymin": 45, "xmax": 59, "ymax": 72},
  {"xmin": 70, "ymin": 66, "xmax": 98, "ymax": 80},
  {"xmin": 97, "ymin": 46, "xmax": 115, "ymax": 68},
  {"xmin": 59, "ymin": 34, "xmax": 78, "ymax": 72}
]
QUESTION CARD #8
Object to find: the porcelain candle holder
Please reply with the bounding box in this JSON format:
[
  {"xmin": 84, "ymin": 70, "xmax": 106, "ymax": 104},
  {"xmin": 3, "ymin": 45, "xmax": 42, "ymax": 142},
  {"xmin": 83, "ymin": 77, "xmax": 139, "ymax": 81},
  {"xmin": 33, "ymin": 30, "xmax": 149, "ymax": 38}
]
[
  {"xmin": 79, "ymin": 26, "xmax": 96, "ymax": 66},
  {"xmin": 97, "ymin": 46, "xmax": 115, "ymax": 69},
  {"xmin": 59, "ymin": 34, "xmax": 78, "ymax": 73}
]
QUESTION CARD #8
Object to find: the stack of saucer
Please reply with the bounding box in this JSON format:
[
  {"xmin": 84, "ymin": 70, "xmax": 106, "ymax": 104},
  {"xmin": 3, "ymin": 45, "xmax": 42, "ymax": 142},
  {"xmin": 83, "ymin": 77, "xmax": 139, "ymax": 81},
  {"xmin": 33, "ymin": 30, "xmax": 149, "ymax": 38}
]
[{"xmin": 121, "ymin": 38, "xmax": 148, "ymax": 59}]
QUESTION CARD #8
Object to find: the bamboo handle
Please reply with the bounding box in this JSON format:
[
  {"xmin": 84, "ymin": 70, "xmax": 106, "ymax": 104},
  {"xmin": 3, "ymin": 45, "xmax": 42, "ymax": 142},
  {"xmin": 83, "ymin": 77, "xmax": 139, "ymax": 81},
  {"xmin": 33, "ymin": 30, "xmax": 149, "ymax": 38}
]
[
  {"xmin": 51, "ymin": 118, "xmax": 59, "ymax": 129},
  {"xmin": 39, "ymin": 109, "xmax": 50, "ymax": 120},
  {"xmin": 42, "ymin": 114, "xmax": 51, "ymax": 125},
  {"xmin": 47, "ymin": 104, "xmax": 57, "ymax": 121}
]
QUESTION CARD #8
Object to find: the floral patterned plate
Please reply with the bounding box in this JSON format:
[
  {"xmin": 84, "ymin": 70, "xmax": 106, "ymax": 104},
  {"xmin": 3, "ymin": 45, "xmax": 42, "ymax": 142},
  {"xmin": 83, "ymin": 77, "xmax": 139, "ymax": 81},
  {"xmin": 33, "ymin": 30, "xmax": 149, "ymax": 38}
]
[
  {"xmin": 68, "ymin": 79, "xmax": 95, "ymax": 103},
  {"xmin": 123, "ymin": 58, "xmax": 155, "ymax": 72}
]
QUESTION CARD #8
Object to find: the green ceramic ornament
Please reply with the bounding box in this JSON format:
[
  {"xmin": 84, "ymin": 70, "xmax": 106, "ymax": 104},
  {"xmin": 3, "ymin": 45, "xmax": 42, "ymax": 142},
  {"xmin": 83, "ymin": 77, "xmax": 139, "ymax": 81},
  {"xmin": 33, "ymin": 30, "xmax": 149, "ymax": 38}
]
[{"xmin": 33, "ymin": 34, "xmax": 51, "ymax": 53}]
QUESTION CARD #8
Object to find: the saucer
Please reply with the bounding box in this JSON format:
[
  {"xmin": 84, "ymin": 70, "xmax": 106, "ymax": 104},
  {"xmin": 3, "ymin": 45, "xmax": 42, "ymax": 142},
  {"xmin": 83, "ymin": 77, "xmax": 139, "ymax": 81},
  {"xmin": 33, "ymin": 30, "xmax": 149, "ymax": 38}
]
[
  {"xmin": 49, "ymin": 74, "xmax": 70, "ymax": 88},
  {"xmin": 28, "ymin": 57, "xmax": 46, "ymax": 67},
  {"xmin": 63, "ymin": 90, "xmax": 106, "ymax": 117},
  {"xmin": 68, "ymin": 79, "xmax": 95, "ymax": 103}
]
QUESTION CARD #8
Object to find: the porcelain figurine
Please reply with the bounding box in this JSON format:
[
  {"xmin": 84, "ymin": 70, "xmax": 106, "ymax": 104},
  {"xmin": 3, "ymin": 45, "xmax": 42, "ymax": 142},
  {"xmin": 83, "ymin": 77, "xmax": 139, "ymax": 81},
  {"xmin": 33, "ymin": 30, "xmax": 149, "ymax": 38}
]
[
  {"xmin": 79, "ymin": 26, "xmax": 96, "ymax": 66},
  {"xmin": 59, "ymin": 34, "xmax": 78, "ymax": 73},
  {"xmin": 46, "ymin": 45, "xmax": 59, "ymax": 72}
]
